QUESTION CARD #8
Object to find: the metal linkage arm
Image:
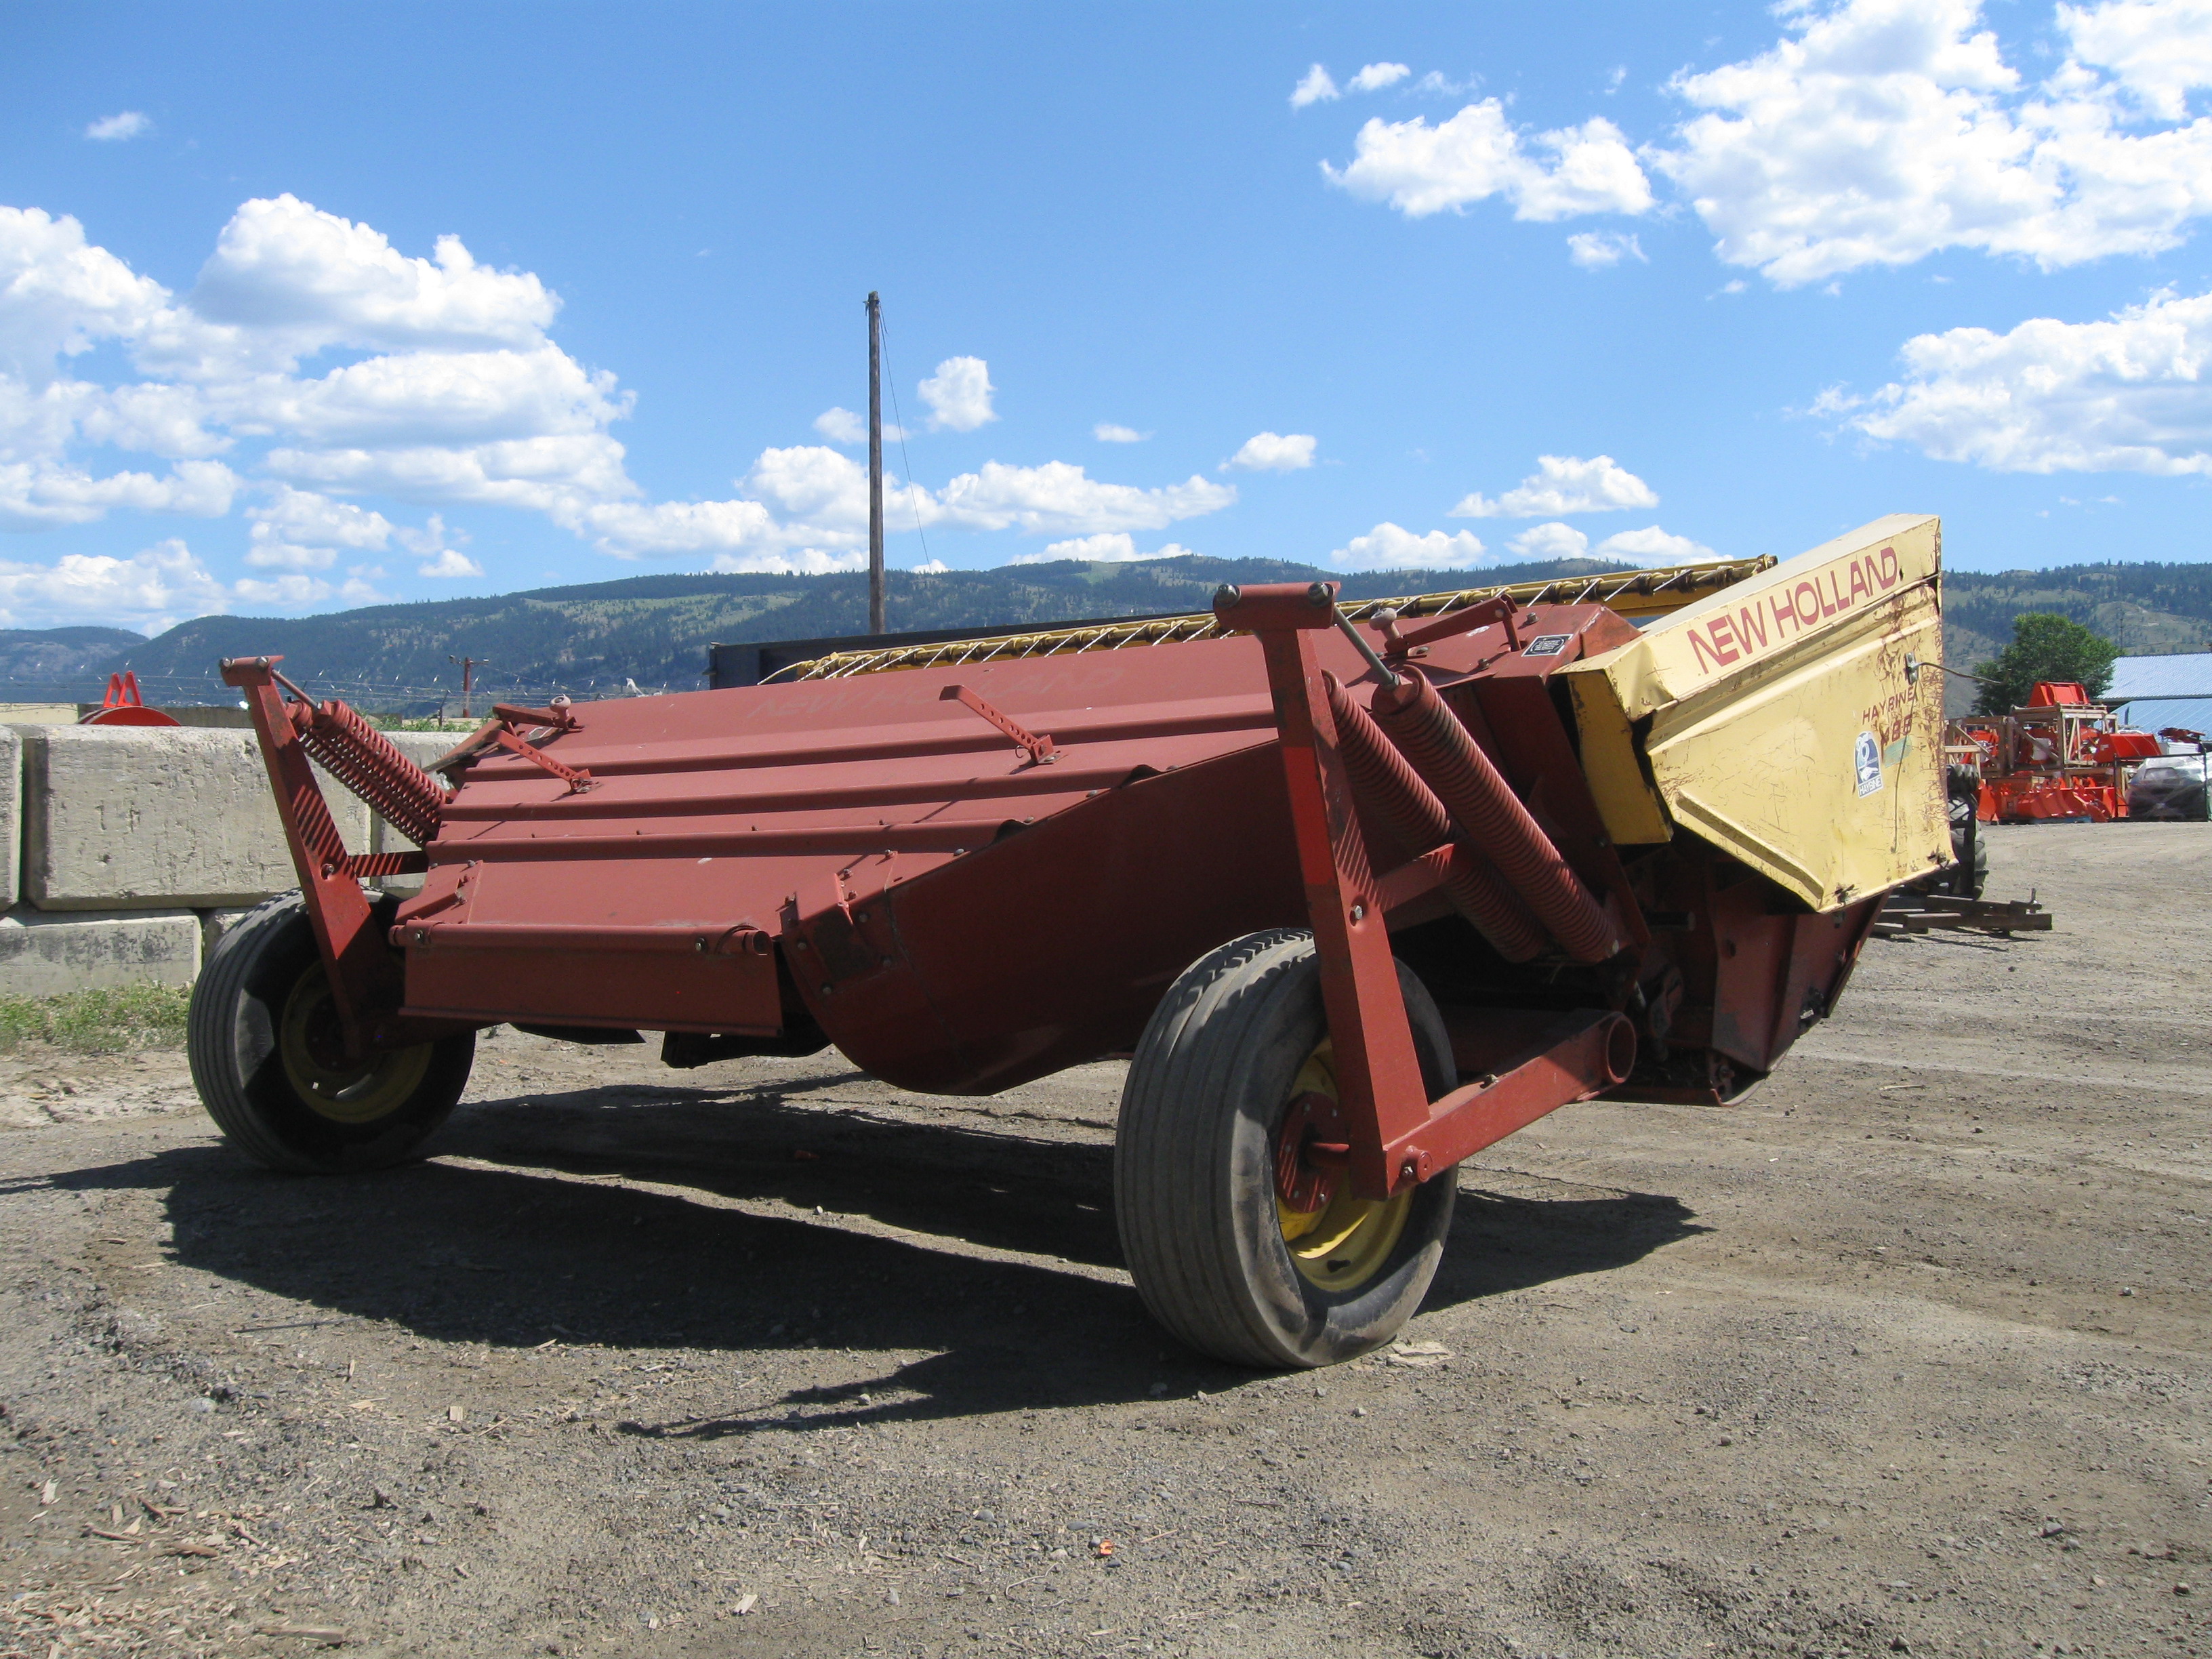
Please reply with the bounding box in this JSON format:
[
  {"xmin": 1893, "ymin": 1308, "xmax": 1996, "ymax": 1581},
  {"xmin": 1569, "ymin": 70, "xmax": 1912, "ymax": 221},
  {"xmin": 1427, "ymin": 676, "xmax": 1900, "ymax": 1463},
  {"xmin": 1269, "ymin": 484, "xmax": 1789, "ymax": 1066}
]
[{"xmin": 1211, "ymin": 582, "xmax": 1435, "ymax": 1200}]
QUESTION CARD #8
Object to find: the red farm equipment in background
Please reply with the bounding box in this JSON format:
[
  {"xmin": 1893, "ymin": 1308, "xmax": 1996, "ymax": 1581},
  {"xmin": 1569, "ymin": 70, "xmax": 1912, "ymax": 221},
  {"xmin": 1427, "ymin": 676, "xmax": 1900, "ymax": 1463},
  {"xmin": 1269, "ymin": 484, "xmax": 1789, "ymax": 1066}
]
[{"xmin": 1952, "ymin": 680, "xmax": 2160, "ymax": 823}]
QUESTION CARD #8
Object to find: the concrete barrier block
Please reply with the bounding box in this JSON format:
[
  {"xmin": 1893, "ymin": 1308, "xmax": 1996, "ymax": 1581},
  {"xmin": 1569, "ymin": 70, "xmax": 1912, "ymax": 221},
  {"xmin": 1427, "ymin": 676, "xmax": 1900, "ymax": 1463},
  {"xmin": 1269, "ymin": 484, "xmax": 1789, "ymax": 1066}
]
[
  {"xmin": 18, "ymin": 724, "xmax": 369, "ymax": 911},
  {"xmin": 0, "ymin": 906, "xmax": 200, "ymax": 998},
  {"xmin": 198, "ymin": 905, "xmax": 257, "ymax": 960},
  {"xmin": 367, "ymin": 731, "xmax": 464, "ymax": 896},
  {"xmin": 0, "ymin": 726, "xmax": 20, "ymax": 912}
]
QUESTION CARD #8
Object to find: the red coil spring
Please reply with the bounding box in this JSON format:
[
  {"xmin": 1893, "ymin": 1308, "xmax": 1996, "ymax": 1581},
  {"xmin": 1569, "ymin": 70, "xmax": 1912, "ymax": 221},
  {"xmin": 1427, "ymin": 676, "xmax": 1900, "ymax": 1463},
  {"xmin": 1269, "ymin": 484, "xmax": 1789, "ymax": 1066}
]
[
  {"xmin": 1370, "ymin": 668, "xmax": 1617, "ymax": 964},
  {"xmin": 1324, "ymin": 674, "xmax": 1547, "ymax": 962},
  {"xmin": 291, "ymin": 699, "xmax": 449, "ymax": 848}
]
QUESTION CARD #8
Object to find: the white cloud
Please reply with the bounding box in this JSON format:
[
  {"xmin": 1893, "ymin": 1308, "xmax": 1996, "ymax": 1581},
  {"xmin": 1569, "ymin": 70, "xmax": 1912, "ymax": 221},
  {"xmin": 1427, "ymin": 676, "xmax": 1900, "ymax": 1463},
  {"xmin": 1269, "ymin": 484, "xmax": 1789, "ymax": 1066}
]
[
  {"xmin": 1507, "ymin": 521, "xmax": 1591, "ymax": 560},
  {"xmin": 2064, "ymin": 0, "xmax": 2212, "ymax": 121},
  {"xmin": 0, "ymin": 195, "xmax": 1244, "ymax": 618},
  {"xmin": 1009, "ymin": 532, "xmax": 1196, "ymax": 565},
  {"xmin": 1350, "ymin": 63, "xmax": 1412, "ymax": 94},
  {"xmin": 1825, "ymin": 285, "xmax": 2212, "ymax": 474},
  {"xmin": 1567, "ymin": 230, "xmax": 1647, "ymax": 268},
  {"xmin": 1329, "ymin": 522, "xmax": 1491, "ymax": 571},
  {"xmin": 1292, "ymin": 65, "xmax": 1340, "ymax": 109},
  {"xmin": 1652, "ymin": 0, "xmax": 2212, "ymax": 287},
  {"xmin": 248, "ymin": 484, "xmax": 391, "ymax": 550},
  {"xmin": 918, "ymin": 356, "xmax": 996, "ymax": 432},
  {"xmin": 1093, "ymin": 422, "xmax": 1149, "ymax": 443},
  {"xmin": 1223, "ymin": 431, "xmax": 1317, "ymax": 472},
  {"xmin": 0, "ymin": 537, "xmax": 226, "ymax": 631},
  {"xmin": 1324, "ymin": 102, "xmax": 1654, "ymax": 220},
  {"xmin": 417, "ymin": 547, "xmax": 484, "ymax": 578},
  {"xmin": 1450, "ymin": 453, "xmax": 1659, "ymax": 518},
  {"xmin": 242, "ymin": 534, "xmax": 336, "ymax": 572},
  {"xmin": 909, "ymin": 558, "xmax": 949, "ymax": 573},
  {"xmin": 1592, "ymin": 525, "xmax": 1723, "ymax": 564},
  {"xmin": 934, "ymin": 462, "xmax": 1235, "ymax": 534},
  {"xmin": 0, "ymin": 458, "xmax": 236, "ymax": 529},
  {"xmin": 2062, "ymin": 0, "xmax": 2212, "ymax": 123},
  {"xmin": 85, "ymin": 112, "xmax": 152, "ymax": 142},
  {"xmin": 813, "ymin": 405, "xmax": 903, "ymax": 444}
]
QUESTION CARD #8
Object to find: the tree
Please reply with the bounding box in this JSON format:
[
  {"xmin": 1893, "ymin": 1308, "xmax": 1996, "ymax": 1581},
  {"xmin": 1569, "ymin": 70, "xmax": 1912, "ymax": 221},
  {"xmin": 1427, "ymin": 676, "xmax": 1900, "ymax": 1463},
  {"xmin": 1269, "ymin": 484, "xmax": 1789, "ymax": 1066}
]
[{"xmin": 1971, "ymin": 612, "xmax": 2119, "ymax": 715}]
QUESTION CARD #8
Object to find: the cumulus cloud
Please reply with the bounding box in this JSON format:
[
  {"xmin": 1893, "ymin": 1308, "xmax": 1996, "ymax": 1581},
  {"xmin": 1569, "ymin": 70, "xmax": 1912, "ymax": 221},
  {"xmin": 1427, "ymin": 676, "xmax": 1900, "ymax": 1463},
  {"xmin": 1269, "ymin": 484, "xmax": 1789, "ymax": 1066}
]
[
  {"xmin": 934, "ymin": 462, "xmax": 1234, "ymax": 534},
  {"xmin": 813, "ymin": 405, "xmax": 903, "ymax": 444},
  {"xmin": 1652, "ymin": 0, "xmax": 2212, "ymax": 287},
  {"xmin": 1008, "ymin": 532, "xmax": 1196, "ymax": 564},
  {"xmin": 1292, "ymin": 65, "xmax": 1340, "ymax": 108},
  {"xmin": 1315, "ymin": 3, "xmax": 2212, "ymax": 287},
  {"xmin": 1592, "ymin": 525, "xmax": 1723, "ymax": 563},
  {"xmin": 909, "ymin": 558, "xmax": 949, "ymax": 573},
  {"xmin": 0, "ymin": 537, "xmax": 226, "ymax": 631},
  {"xmin": 0, "ymin": 195, "xmax": 1244, "ymax": 619},
  {"xmin": 417, "ymin": 547, "xmax": 484, "ymax": 578},
  {"xmin": 1567, "ymin": 230, "xmax": 1647, "ymax": 268},
  {"xmin": 1350, "ymin": 63, "xmax": 1412, "ymax": 94},
  {"xmin": 2064, "ymin": 0, "xmax": 2212, "ymax": 120},
  {"xmin": 1093, "ymin": 422, "xmax": 1149, "ymax": 443},
  {"xmin": 85, "ymin": 112, "xmax": 152, "ymax": 142},
  {"xmin": 1223, "ymin": 431, "xmax": 1317, "ymax": 472},
  {"xmin": 1507, "ymin": 520, "xmax": 1719, "ymax": 563},
  {"xmin": 1822, "ymin": 285, "xmax": 2212, "ymax": 474},
  {"xmin": 918, "ymin": 356, "xmax": 996, "ymax": 432},
  {"xmin": 1324, "ymin": 102, "xmax": 1654, "ymax": 220},
  {"xmin": 1507, "ymin": 521, "xmax": 1592, "ymax": 560},
  {"xmin": 1450, "ymin": 454, "xmax": 1659, "ymax": 518},
  {"xmin": 1329, "ymin": 523, "xmax": 1491, "ymax": 571}
]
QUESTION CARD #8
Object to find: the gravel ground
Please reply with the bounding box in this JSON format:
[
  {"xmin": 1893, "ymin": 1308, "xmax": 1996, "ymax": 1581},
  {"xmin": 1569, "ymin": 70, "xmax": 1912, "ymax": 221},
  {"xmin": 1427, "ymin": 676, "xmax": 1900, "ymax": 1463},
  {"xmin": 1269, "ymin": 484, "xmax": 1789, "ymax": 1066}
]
[{"xmin": 0, "ymin": 823, "xmax": 2207, "ymax": 1659}]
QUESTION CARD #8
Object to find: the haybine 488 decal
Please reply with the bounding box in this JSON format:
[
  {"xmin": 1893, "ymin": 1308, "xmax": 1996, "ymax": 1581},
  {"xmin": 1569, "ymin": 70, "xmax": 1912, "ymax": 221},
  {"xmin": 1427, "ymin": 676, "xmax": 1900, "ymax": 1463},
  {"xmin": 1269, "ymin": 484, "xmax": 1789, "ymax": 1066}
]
[{"xmin": 1682, "ymin": 543, "xmax": 1904, "ymax": 678}]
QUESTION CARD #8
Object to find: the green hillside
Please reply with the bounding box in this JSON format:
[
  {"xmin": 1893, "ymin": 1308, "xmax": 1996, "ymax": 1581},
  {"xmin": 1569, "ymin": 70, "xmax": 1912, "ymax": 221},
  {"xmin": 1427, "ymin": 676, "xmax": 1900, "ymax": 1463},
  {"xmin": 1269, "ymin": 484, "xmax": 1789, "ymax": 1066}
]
[{"xmin": 11, "ymin": 554, "xmax": 2212, "ymax": 716}]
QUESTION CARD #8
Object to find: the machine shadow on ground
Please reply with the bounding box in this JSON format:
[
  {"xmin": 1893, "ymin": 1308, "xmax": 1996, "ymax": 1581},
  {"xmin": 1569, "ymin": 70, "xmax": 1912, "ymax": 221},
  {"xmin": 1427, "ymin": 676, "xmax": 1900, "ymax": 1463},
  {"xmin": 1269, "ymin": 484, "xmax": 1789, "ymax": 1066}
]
[{"xmin": 54, "ymin": 1080, "xmax": 1702, "ymax": 1423}]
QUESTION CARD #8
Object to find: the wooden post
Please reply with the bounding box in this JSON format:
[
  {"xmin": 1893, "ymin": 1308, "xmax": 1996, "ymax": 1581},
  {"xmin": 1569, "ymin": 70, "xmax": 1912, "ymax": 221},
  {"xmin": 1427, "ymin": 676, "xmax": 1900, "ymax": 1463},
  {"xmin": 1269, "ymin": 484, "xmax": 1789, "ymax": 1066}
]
[{"xmin": 867, "ymin": 291, "xmax": 886, "ymax": 635}]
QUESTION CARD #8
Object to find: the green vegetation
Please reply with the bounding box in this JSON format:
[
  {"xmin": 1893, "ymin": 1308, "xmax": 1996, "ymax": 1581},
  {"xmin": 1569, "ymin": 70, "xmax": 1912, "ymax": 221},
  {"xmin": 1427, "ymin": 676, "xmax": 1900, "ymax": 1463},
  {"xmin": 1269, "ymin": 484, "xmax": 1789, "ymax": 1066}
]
[
  {"xmin": 1972, "ymin": 613, "xmax": 2121, "ymax": 715},
  {"xmin": 0, "ymin": 983, "xmax": 192, "ymax": 1052}
]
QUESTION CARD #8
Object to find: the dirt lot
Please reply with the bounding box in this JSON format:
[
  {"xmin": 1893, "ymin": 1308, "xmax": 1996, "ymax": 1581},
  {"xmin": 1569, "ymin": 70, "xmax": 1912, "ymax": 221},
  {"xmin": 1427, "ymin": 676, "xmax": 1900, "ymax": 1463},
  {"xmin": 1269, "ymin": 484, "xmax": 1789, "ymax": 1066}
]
[{"xmin": 1, "ymin": 823, "xmax": 2207, "ymax": 1659}]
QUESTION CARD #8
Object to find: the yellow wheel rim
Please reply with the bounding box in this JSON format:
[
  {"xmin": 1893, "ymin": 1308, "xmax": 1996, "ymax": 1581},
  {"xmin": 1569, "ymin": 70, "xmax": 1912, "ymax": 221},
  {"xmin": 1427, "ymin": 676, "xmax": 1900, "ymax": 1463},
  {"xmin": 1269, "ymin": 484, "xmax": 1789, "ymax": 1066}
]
[
  {"xmin": 1275, "ymin": 1041, "xmax": 1412, "ymax": 1294},
  {"xmin": 279, "ymin": 964, "xmax": 432, "ymax": 1126}
]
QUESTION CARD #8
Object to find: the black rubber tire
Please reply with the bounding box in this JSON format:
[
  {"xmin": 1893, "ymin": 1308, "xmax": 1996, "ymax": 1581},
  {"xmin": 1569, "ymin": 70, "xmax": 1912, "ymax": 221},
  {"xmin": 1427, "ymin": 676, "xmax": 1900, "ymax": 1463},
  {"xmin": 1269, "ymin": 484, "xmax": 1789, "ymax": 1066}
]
[
  {"xmin": 187, "ymin": 893, "xmax": 476, "ymax": 1174},
  {"xmin": 1114, "ymin": 928, "xmax": 1458, "ymax": 1369}
]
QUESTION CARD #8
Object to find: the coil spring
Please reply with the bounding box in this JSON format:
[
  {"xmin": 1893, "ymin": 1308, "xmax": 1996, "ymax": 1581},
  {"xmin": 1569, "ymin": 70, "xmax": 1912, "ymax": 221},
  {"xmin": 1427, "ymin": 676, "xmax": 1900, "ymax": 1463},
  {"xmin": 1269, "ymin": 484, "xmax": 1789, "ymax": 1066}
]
[
  {"xmin": 295, "ymin": 699, "xmax": 449, "ymax": 848},
  {"xmin": 1371, "ymin": 668, "xmax": 1616, "ymax": 964},
  {"xmin": 1324, "ymin": 672, "xmax": 1547, "ymax": 963}
]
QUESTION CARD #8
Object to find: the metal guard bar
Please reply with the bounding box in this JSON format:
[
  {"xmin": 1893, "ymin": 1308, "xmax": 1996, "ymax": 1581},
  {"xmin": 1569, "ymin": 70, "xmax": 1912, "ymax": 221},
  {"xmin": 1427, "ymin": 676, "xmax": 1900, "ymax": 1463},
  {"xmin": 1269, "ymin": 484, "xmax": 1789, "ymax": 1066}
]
[{"xmin": 766, "ymin": 556, "xmax": 1774, "ymax": 683}]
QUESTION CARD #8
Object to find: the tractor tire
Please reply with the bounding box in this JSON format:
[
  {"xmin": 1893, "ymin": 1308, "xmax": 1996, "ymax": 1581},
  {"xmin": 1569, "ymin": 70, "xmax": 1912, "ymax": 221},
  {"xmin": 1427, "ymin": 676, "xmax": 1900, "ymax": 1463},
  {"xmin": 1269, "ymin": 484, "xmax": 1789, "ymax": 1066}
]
[
  {"xmin": 188, "ymin": 893, "xmax": 476, "ymax": 1174},
  {"xmin": 1114, "ymin": 928, "xmax": 1458, "ymax": 1369}
]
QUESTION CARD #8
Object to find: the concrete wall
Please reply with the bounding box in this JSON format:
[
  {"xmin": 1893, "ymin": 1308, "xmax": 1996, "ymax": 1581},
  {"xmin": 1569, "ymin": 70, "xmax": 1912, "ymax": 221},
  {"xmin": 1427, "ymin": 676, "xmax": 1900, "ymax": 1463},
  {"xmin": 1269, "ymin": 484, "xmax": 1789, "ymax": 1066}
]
[{"xmin": 0, "ymin": 721, "xmax": 459, "ymax": 999}]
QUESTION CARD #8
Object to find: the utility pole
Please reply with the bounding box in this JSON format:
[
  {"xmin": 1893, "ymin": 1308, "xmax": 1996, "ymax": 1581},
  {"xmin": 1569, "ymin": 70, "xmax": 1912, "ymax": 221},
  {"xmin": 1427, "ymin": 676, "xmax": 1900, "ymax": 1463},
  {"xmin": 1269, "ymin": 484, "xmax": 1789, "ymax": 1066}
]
[
  {"xmin": 447, "ymin": 655, "xmax": 482, "ymax": 721},
  {"xmin": 866, "ymin": 291, "xmax": 886, "ymax": 635}
]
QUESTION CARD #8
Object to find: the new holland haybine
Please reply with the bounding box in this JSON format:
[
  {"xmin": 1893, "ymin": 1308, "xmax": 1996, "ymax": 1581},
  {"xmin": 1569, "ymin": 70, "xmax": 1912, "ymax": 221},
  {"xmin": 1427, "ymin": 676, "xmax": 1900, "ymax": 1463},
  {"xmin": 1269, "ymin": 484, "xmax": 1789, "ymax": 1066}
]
[{"xmin": 190, "ymin": 515, "xmax": 1949, "ymax": 1367}]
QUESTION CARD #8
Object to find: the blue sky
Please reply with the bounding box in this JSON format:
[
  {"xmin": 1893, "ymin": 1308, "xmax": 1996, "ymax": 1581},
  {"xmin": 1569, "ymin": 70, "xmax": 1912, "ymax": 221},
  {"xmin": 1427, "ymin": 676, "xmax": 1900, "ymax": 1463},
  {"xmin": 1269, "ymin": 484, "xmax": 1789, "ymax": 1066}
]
[{"xmin": 3, "ymin": 0, "xmax": 2210, "ymax": 633}]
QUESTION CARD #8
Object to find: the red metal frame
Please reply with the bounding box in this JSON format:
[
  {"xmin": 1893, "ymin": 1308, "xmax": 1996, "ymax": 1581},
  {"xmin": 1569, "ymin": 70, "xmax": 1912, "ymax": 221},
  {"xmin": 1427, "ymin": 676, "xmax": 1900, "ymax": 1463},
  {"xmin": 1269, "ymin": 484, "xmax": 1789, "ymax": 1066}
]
[
  {"xmin": 1214, "ymin": 583, "xmax": 1636, "ymax": 1199},
  {"xmin": 220, "ymin": 655, "xmax": 465, "ymax": 1057}
]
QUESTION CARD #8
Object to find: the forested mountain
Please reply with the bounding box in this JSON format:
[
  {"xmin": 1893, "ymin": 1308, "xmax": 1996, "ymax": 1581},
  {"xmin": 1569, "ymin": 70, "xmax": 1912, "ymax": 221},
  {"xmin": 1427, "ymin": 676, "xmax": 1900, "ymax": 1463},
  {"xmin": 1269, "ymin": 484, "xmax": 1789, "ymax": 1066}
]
[
  {"xmin": 70, "ymin": 556, "xmax": 1625, "ymax": 713},
  {"xmin": 10, "ymin": 555, "xmax": 2211, "ymax": 716}
]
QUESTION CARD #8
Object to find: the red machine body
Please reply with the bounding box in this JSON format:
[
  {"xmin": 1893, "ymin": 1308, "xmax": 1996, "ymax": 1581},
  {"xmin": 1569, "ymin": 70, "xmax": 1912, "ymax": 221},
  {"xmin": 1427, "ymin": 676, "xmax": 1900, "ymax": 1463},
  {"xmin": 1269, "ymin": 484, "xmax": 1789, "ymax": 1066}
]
[{"xmin": 222, "ymin": 583, "xmax": 1882, "ymax": 1204}]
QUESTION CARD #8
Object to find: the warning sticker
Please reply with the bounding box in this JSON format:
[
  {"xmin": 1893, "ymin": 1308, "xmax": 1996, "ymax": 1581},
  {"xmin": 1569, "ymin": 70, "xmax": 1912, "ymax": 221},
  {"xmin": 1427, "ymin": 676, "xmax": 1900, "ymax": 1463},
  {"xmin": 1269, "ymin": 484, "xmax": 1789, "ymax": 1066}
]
[
  {"xmin": 1522, "ymin": 634, "xmax": 1572, "ymax": 657},
  {"xmin": 1853, "ymin": 731, "xmax": 1883, "ymax": 797}
]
